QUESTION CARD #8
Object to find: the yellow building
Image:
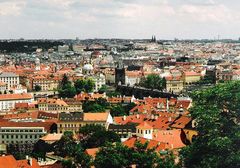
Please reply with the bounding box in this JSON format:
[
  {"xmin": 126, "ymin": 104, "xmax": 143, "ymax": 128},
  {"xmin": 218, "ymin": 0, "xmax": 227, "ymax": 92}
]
[
  {"xmin": 166, "ymin": 76, "xmax": 184, "ymax": 93},
  {"xmin": 57, "ymin": 112, "xmax": 113, "ymax": 133},
  {"xmin": 183, "ymin": 71, "xmax": 201, "ymax": 85},
  {"xmin": 38, "ymin": 98, "xmax": 82, "ymax": 113}
]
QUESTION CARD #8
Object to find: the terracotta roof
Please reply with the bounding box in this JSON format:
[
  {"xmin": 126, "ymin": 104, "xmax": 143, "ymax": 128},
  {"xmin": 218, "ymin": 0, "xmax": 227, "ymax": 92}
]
[
  {"xmin": 3, "ymin": 111, "xmax": 58, "ymax": 120},
  {"xmin": 0, "ymin": 155, "xmax": 17, "ymax": 168},
  {"xmin": 136, "ymin": 122, "xmax": 153, "ymax": 129},
  {"xmin": 123, "ymin": 136, "xmax": 169, "ymax": 152},
  {"xmin": 0, "ymin": 121, "xmax": 55, "ymax": 132},
  {"xmin": 83, "ymin": 112, "xmax": 109, "ymax": 121},
  {"xmin": 130, "ymin": 104, "xmax": 156, "ymax": 114},
  {"xmin": 0, "ymin": 155, "xmax": 40, "ymax": 168},
  {"xmin": 40, "ymin": 162, "xmax": 63, "ymax": 168},
  {"xmin": 40, "ymin": 133, "xmax": 63, "ymax": 142},
  {"xmin": 38, "ymin": 98, "xmax": 68, "ymax": 107},
  {"xmin": 0, "ymin": 93, "xmax": 33, "ymax": 101},
  {"xmin": 184, "ymin": 71, "xmax": 201, "ymax": 76},
  {"xmin": 85, "ymin": 148, "xmax": 99, "ymax": 158},
  {"xmin": 17, "ymin": 158, "xmax": 40, "ymax": 168},
  {"xmin": 171, "ymin": 116, "xmax": 192, "ymax": 129},
  {"xmin": 153, "ymin": 129, "xmax": 186, "ymax": 149}
]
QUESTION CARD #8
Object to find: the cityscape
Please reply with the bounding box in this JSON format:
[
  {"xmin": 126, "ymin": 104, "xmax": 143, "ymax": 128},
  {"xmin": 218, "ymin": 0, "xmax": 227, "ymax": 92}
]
[{"xmin": 0, "ymin": 0, "xmax": 239, "ymax": 168}]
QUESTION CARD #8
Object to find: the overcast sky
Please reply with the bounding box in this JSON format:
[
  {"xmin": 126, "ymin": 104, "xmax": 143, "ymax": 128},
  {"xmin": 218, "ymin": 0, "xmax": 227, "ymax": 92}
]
[{"xmin": 0, "ymin": 0, "xmax": 240, "ymax": 39}]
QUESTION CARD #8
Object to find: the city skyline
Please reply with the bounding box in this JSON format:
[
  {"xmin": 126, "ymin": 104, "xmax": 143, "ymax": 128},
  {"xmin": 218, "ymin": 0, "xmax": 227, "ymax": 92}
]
[{"xmin": 0, "ymin": 0, "xmax": 240, "ymax": 39}]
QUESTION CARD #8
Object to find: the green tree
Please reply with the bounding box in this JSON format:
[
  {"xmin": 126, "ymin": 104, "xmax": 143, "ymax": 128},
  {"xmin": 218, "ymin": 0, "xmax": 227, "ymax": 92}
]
[
  {"xmin": 94, "ymin": 141, "xmax": 177, "ymax": 168},
  {"xmin": 124, "ymin": 102, "xmax": 136, "ymax": 114},
  {"xmin": 61, "ymin": 74, "xmax": 71, "ymax": 88},
  {"xmin": 181, "ymin": 81, "xmax": 240, "ymax": 168},
  {"xmin": 74, "ymin": 79, "xmax": 86, "ymax": 94},
  {"xmin": 94, "ymin": 143, "xmax": 132, "ymax": 168},
  {"xmin": 106, "ymin": 90, "xmax": 121, "ymax": 97},
  {"xmin": 110, "ymin": 104, "xmax": 126, "ymax": 117},
  {"xmin": 34, "ymin": 85, "xmax": 41, "ymax": 92},
  {"xmin": 82, "ymin": 98, "xmax": 109, "ymax": 112},
  {"xmin": 139, "ymin": 74, "xmax": 166, "ymax": 91},
  {"xmin": 53, "ymin": 131, "xmax": 76, "ymax": 157},
  {"xmin": 98, "ymin": 85, "xmax": 108, "ymax": 93},
  {"xmin": 79, "ymin": 124, "xmax": 105, "ymax": 137},
  {"xmin": 83, "ymin": 103, "xmax": 106, "ymax": 112},
  {"xmin": 74, "ymin": 79, "xmax": 95, "ymax": 94},
  {"xmin": 79, "ymin": 125, "xmax": 120, "ymax": 149},
  {"xmin": 85, "ymin": 79, "xmax": 95, "ymax": 93},
  {"xmin": 59, "ymin": 83, "xmax": 76, "ymax": 98}
]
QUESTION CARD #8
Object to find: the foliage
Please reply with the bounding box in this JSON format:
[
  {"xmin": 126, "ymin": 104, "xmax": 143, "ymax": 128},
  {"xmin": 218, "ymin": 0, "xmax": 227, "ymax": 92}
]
[
  {"xmin": 32, "ymin": 139, "xmax": 52, "ymax": 160},
  {"xmin": 53, "ymin": 131, "xmax": 76, "ymax": 157},
  {"xmin": 98, "ymin": 85, "xmax": 108, "ymax": 94},
  {"xmin": 58, "ymin": 74, "xmax": 76, "ymax": 98},
  {"xmin": 74, "ymin": 79, "xmax": 95, "ymax": 94},
  {"xmin": 34, "ymin": 85, "xmax": 41, "ymax": 92},
  {"xmin": 83, "ymin": 102, "xmax": 106, "ymax": 112},
  {"xmin": 139, "ymin": 74, "xmax": 166, "ymax": 91},
  {"xmin": 110, "ymin": 104, "xmax": 125, "ymax": 116},
  {"xmin": 82, "ymin": 98, "xmax": 109, "ymax": 112},
  {"xmin": 110, "ymin": 102, "xmax": 136, "ymax": 117},
  {"xmin": 106, "ymin": 90, "xmax": 122, "ymax": 97},
  {"xmin": 94, "ymin": 141, "xmax": 177, "ymax": 168},
  {"xmin": 181, "ymin": 81, "xmax": 240, "ymax": 168},
  {"xmin": 7, "ymin": 143, "xmax": 34, "ymax": 160},
  {"xmin": 79, "ymin": 125, "xmax": 120, "ymax": 149},
  {"xmin": 94, "ymin": 143, "xmax": 132, "ymax": 168}
]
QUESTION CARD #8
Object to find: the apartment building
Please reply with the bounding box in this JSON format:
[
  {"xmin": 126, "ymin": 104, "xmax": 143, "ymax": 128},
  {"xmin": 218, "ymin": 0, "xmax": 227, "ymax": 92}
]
[
  {"xmin": 0, "ymin": 72, "xmax": 19, "ymax": 90},
  {"xmin": 0, "ymin": 121, "xmax": 56, "ymax": 145},
  {"xmin": 0, "ymin": 93, "xmax": 33, "ymax": 112},
  {"xmin": 57, "ymin": 112, "xmax": 113, "ymax": 133}
]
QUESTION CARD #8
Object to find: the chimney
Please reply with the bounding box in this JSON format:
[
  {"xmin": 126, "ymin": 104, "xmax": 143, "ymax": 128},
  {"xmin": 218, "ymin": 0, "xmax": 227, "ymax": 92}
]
[
  {"xmin": 154, "ymin": 115, "xmax": 158, "ymax": 120},
  {"xmin": 171, "ymin": 144, "xmax": 174, "ymax": 149},
  {"xmin": 151, "ymin": 114, "xmax": 154, "ymax": 120},
  {"xmin": 168, "ymin": 117, "xmax": 172, "ymax": 123},
  {"xmin": 136, "ymin": 114, "xmax": 140, "ymax": 119},
  {"xmin": 123, "ymin": 115, "xmax": 126, "ymax": 121}
]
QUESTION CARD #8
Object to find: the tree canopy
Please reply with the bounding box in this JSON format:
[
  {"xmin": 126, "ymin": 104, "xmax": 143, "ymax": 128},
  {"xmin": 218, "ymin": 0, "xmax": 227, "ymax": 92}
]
[
  {"xmin": 74, "ymin": 79, "xmax": 95, "ymax": 94},
  {"xmin": 181, "ymin": 81, "xmax": 240, "ymax": 168},
  {"xmin": 34, "ymin": 85, "xmax": 41, "ymax": 92},
  {"xmin": 82, "ymin": 98, "xmax": 110, "ymax": 112},
  {"xmin": 94, "ymin": 141, "xmax": 176, "ymax": 168},
  {"xmin": 139, "ymin": 74, "xmax": 166, "ymax": 91},
  {"xmin": 58, "ymin": 74, "xmax": 76, "ymax": 98},
  {"xmin": 79, "ymin": 125, "xmax": 120, "ymax": 149}
]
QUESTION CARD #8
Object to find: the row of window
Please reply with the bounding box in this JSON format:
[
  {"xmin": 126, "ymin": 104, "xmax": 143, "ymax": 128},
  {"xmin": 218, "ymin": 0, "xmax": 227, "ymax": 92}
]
[
  {"xmin": 137, "ymin": 129, "xmax": 151, "ymax": 134},
  {"xmin": 1, "ymin": 134, "xmax": 41, "ymax": 139},
  {"xmin": 0, "ymin": 129, "xmax": 43, "ymax": 132}
]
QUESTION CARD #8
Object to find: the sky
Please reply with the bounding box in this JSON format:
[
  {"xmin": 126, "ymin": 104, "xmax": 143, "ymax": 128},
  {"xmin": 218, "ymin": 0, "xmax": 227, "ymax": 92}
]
[{"xmin": 0, "ymin": 0, "xmax": 240, "ymax": 40}]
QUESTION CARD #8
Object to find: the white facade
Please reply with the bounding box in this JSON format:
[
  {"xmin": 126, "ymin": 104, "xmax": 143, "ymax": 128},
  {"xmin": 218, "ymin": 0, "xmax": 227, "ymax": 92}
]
[
  {"xmin": 0, "ymin": 126, "xmax": 47, "ymax": 145},
  {"xmin": 93, "ymin": 73, "xmax": 106, "ymax": 92},
  {"xmin": 0, "ymin": 72, "xmax": 19, "ymax": 90},
  {"xmin": 125, "ymin": 76, "xmax": 141, "ymax": 86},
  {"xmin": 136, "ymin": 126, "xmax": 153, "ymax": 140},
  {"xmin": 0, "ymin": 93, "xmax": 33, "ymax": 111}
]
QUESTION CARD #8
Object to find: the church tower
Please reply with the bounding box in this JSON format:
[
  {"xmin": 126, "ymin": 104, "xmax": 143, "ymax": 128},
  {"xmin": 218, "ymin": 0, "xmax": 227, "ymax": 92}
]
[{"xmin": 115, "ymin": 60, "xmax": 125, "ymax": 86}]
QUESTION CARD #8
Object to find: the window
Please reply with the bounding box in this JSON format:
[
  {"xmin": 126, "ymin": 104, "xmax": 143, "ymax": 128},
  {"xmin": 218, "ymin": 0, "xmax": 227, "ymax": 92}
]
[{"xmin": 145, "ymin": 130, "xmax": 147, "ymax": 134}]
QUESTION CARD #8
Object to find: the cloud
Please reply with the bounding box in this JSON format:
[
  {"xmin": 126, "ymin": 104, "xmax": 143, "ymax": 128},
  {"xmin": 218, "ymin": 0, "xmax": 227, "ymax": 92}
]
[
  {"xmin": 0, "ymin": 0, "xmax": 26, "ymax": 16},
  {"xmin": 0, "ymin": 0, "xmax": 240, "ymax": 39}
]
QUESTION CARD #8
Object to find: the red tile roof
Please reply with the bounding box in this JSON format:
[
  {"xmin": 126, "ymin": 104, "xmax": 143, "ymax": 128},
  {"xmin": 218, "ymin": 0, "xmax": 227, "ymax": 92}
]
[
  {"xmin": 85, "ymin": 148, "xmax": 99, "ymax": 158},
  {"xmin": 153, "ymin": 129, "xmax": 186, "ymax": 149},
  {"xmin": 0, "ymin": 93, "xmax": 33, "ymax": 101},
  {"xmin": 0, "ymin": 121, "xmax": 55, "ymax": 132},
  {"xmin": 0, "ymin": 155, "xmax": 40, "ymax": 168},
  {"xmin": 123, "ymin": 136, "xmax": 169, "ymax": 152}
]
